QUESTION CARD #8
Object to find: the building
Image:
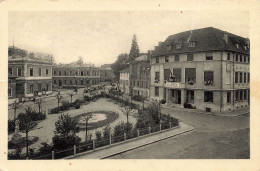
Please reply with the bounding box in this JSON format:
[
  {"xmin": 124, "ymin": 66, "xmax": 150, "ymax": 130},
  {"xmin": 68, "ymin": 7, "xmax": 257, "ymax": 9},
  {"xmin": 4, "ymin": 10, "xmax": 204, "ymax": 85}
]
[
  {"xmin": 100, "ymin": 64, "xmax": 116, "ymax": 83},
  {"xmin": 52, "ymin": 61, "xmax": 100, "ymax": 89},
  {"xmin": 149, "ymin": 27, "xmax": 250, "ymax": 113},
  {"xmin": 119, "ymin": 67, "xmax": 130, "ymax": 95},
  {"xmin": 129, "ymin": 54, "xmax": 150, "ymax": 99},
  {"xmin": 8, "ymin": 46, "xmax": 53, "ymax": 101}
]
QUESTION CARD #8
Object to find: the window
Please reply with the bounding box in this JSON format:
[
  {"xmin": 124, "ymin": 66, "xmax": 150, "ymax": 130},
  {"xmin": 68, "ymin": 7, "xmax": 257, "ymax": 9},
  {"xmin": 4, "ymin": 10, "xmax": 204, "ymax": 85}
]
[
  {"xmin": 76, "ymin": 71, "xmax": 78, "ymax": 76},
  {"xmin": 244, "ymin": 90, "xmax": 247, "ymax": 100},
  {"xmin": 240, "ymin": 90, "xmax": 243, "ymax": 101},
  {"xmin": 54, "ymin": 80, "xmax": 56, "ymax": 84},
  {"xmin": 29, "ymin": 85, "xmax": 33, "ymax": 94},
  {"xmin": 206, "ymin": 53, "xmax": 213, "ymax": 60},
  {"xmin": 204, "ymin": 91, "xmax": 213, "ymax": 103},
  {"xmin": 240, "ymin": 55, "xmax": 242, "ymax": 62},
  {"xmin": 8, "ymin": 68, "xmax": 13, "ymax": 75},
  {"xmin": 18, "ymin": 67, "xmax": 22, "ymax": 76},
  {"xmin": 64, "ymin": 71, "xmax": 67, "ymax": 76},
  {"xmin": 173, "ymin": 68, "xmax": 181, "ymax": 82},
  {"xmin": 70, "ymin": 71, "xmax": 72, "ymax": 76},
  {"xmin": 235, "ymin": 54, "xmax": 238, "ymax": 61},
  {"xmin": 155, "ymin": 72, "xmax": 160, "ymax": 82},
  {"xmin": 81, "ymin": 80, "xmax": 83, "ymax": 85},
  {"xmin": 164, "ymin": 69, "xmax": 171, "ymax": 81},
  {"xmin": 239, "ymin": 72, "xmax": 243, "ymax": 83},
  {"xmin": 227, "ymin": 91, "xmax": 231, "ymax": 103},
  {"xmin": 185, "ymin": 68, "xmax": 196, "ymax": 84},
  {"xmin": 38, "ymin": 68, "xmax": 42, "ymax": 76},
  {"xmin": 165, "ymin": 56, "xmax": 169, "ymax": 63},
  {"xmin": 235, "ymin": 91, "xmax": 239, "ymax": 101},
  {"xmin": 59, "ymin": 71, "xmax": 61, "ymax": 76},
  {"xmin": 187, "ymin": 54, "xmax": 194, "ymax": 61},
  {"xmin": 244, "ymin": 56, "xmax": 247, "ymax": 63},
  {"xmin": 137, "ymin": 81, "xmax": 139, "ymax": 87},
  {"xmin": 235, "ymin": 72, "xmax": 238, "ymax": 83},
  {"xmin": 244, "ymin": 73, "xmax": 247, "ymax": 83},
  {"xmin": 174, "ymin": 55, "xmax": 179, "ymax": 61},
  {"xmin": 54, "ymin": 71, "xmax": 56, "ymax": 76},
  {"xmin": 248, "ymin": 73, "xmax": 250, "ymax": 83},
  {"xmin": 227, "ymin": 53, "xmax": 230, "ymax": 60},
  {"xmin": 167, "ymin": 45, "xmax": 172, "ymax": 51},
  {"xmin": 30, "ymin": 68, "xmax": 33, "ymax": 76},
  {"xmin": 8, "ymin": 88, "xmax": 12, "ymax": 97},
  {"xmin": 176, "ymin": 43, "xmax": 182, "ymax": 49},
  {"xmin": 81, "ymin": 71, "xmax": 84, "ymax": 76},
  {"xmin": 155, "ymin": 87, "xmax": 159, "ymax": 96},
  {"xmin": 156, "ymin": 57, "xmax": 159, "ymax": 63},
  {"xmin": 189, "ymin": 41, "xmax": 196, "ymax": 47},
  {"xmin": 46, "ymin": 84, "xmax": 49, "ymax": 91},
  {"xmin": 204, "ymin": 71, "xmax": 214, "ymax": 85},
  {"xmin": 64, "ymin": 80, "xmax": 67, "ymax": 84},
  {"xmin": 46, "ymin": 69, "xmax": 49, "ymax": 76}
]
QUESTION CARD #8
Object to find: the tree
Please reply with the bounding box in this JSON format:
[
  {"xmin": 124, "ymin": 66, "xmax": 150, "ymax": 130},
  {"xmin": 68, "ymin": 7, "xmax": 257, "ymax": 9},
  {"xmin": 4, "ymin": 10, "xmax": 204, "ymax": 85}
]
[
  {"xmin": 146, "ymin": 101, "xmax": 161, "ymax": 124},
  {"xmin": 110, "ymin": 53, "xmax": 129, "ymax": 81},
  {"xmin": 18, "ymin": 112, "xmax": 38, "ymax": 158},
  {"xmin": 129, "ymin": 34, "xmax": 140, "ymax": 62},
  {"xmin": 68, "ymin": 92, "xmax": 76, "ymax": 104},
  {"xmin": 81, "ymin": 113, "xmax": 92, "ymax": 142},
  {"xmin": 119, "ymin": 107, "xmax": 136, "ymax": 132},
  {"xmin": 52, "ymin": 114, "xmax": 81, "ymax": 150},
  {"xmin": 34, "ymin": 97, "xmax": 44, "ymax": 114},
  {"xmin": 8, "ymin": 101, "xmax": 23, "ymax": 120},
  {"xmin": 77, "ymin": 56, "xmax": 84, "ymax": 65}
]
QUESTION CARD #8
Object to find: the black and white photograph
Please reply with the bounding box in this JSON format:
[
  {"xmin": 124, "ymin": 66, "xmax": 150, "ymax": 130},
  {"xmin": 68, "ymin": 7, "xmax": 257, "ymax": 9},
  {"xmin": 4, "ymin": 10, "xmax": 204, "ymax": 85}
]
[{"xmin": 1, "ymin": 0, "xmax": 260, "ymax": 170}]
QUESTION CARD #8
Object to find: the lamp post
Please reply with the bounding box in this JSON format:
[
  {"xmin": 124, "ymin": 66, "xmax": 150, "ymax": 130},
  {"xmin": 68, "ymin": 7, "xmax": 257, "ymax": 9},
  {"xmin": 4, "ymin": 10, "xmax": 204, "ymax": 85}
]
[
  {"xmin": 34, "ymin": 94, "xmax": 43, "ymax": 114},
  {"xmin": 56, "ymin": 92, "xmax": 62, "ymax": 111},
  {"xmin": 74, "ymin": 75, "xmax": 78, "ymax": 92}
]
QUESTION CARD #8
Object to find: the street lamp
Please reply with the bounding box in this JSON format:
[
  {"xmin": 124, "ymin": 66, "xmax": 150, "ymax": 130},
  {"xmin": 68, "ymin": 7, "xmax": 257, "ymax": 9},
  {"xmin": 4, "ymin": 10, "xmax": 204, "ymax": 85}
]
[
  {"xmin": 56, "ymin": 92, "xmax": 62, "ymax": 111},
  {"xmin": 74, "ymin": 75, "xmax": 78, "ymax": 92},
  {"xmin": 34, "ymin": 94, "xmax": 43, "ymax": 114}
]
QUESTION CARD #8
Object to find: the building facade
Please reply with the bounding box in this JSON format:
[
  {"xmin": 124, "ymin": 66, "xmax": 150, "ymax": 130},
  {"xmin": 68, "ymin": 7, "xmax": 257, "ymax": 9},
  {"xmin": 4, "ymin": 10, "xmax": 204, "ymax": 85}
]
[
  {"xmin": 119, "ymin": 67, "xmax": 130, "ymax": 95},
  {"xmin": 100, "ymin": 64, "xmax": 116, "ymax": 83},
  {"xmin": 150, "ymin": 27, "xmax": 250, "ymax": 113},
  {"xmin": 52, "ymin": 62, "xmax": 100, "ymax": 88},
  {"xmin": 129, "ymin": 54, "xmax": 150, "ymax": 99},
  {"xmin": 8, "ymin": 47, "xmax": 53, "ymax": 101}
]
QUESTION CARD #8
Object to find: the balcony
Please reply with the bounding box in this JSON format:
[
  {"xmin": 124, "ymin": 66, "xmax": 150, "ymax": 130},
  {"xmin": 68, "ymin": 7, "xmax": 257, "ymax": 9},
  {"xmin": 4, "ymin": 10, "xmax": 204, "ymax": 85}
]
[{"xmin": 164, "ymin": 81, "xmax": 185, "ymax": 89}]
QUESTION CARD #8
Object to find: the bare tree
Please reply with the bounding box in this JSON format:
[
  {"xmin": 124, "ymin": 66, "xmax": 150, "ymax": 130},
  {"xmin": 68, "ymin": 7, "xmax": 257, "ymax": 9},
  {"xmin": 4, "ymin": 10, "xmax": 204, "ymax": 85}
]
[
  {"xmin": 81, "ymin": 112, "xmax": 93, "ymax": 142},
  {"xmin": 8, "ymin": 101, "xmax": 23, "ymax": 120},
  {"xmin": 119, "ymin": 107, "xmax": 136, "ymax": 132},
  {"xmin": 68, "ymin": 92, "xmax": 76, "ymax": 104},
  {"xmin": 34, "ymin": 97, "xmax": 44, "ymax": 114}
]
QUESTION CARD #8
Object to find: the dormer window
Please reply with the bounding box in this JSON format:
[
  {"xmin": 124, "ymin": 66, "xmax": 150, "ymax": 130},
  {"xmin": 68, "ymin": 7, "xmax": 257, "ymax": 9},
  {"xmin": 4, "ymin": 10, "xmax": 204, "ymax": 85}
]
[
  {"xmin": 167, "ymin": 45, "xmax": 172, "ymax": 51},
  {"xmin": 189, "ymin": 41, "xmax": 196, "ymax": 47},
  {"xmin": 176, "ymin": 43, "xmax": 182, "ymax": 49}
]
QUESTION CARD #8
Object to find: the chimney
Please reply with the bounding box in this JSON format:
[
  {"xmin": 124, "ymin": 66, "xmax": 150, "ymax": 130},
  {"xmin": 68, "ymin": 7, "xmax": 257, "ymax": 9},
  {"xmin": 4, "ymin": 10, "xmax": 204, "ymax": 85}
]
[
  {"xmin": 158, "ymin": 41, "xmax": 162, "ymax": 46},
  {"xmin": 223, "ymin": 32, "xmax": 228, "ymax": 44}
]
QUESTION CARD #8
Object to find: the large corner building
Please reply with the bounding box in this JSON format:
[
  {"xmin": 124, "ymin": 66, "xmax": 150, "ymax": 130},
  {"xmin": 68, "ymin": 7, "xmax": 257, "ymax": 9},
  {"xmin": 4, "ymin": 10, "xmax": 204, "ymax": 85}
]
[{"xmin": 149, "ymin": 27, "xmax": 250, "ymax": 113}]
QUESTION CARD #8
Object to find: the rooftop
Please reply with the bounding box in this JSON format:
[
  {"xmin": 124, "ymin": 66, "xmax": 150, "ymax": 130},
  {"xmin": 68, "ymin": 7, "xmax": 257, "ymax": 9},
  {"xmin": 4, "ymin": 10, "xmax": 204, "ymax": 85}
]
[
  {"xmin": 119, "ymin": 67, "xmax": 129, "ymax": 73},
  {"xmin": 151, "ymin": 27, "xmax": 250, "ymax": 57}
]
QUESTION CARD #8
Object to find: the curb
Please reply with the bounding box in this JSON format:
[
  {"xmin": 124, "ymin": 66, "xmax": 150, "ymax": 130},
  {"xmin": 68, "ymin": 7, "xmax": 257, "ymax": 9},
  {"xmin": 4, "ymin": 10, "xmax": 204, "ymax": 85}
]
[{"xmin": 65, "ymin": 125, "xmax": 194, "ymax": 159}]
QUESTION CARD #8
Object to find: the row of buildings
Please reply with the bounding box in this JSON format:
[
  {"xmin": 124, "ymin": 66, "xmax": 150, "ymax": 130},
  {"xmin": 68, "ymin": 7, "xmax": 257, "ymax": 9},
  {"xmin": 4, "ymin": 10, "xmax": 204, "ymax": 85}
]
[
  {"xmin": 8, "ymin": 48, "xmax": 115, "ymax": 102},
  {"xmin": 119, "ymin": 27, "xmax": 250, "ymax": 113}
]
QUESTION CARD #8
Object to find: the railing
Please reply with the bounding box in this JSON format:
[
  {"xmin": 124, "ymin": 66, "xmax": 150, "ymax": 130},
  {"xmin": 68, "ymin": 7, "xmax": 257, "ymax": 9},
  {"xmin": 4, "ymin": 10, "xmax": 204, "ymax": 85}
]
[{"xmin": 27, "ymin": 121, "xmax": 179, "ymax": 160}]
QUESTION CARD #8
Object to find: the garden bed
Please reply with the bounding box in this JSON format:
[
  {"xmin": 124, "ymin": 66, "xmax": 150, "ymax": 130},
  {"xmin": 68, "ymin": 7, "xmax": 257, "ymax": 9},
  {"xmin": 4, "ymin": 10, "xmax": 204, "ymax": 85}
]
[{"xmin": 72, "ymin": 111, "xmax": 119, "ymax": 131}]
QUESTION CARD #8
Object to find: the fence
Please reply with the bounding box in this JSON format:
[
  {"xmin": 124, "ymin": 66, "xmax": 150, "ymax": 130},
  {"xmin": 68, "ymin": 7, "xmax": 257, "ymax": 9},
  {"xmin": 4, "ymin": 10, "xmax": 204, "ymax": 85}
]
[{"xmin": 29, "ymin": 121, "xmax": 178, "ymax": 160}]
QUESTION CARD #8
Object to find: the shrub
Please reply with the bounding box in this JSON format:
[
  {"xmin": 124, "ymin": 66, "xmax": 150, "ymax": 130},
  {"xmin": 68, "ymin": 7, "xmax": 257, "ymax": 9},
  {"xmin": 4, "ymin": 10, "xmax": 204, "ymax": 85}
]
[
  {"xmin": 61, "ymin": 101, "xmax": 70, "ymax": 110},
  {"xmin": 132, "ymin": 95, "xmax": 143, "ymax": 102},
  {"xmin": 75, "ymin": 102, "xmax": 80, "ymax": 109},
  {"xmin": 84, "ymin": 96, "xmax": 92, "ymax": 101},
  {"xmin": 103, "ymin": 125, "xmax": 111, "ymax": 140},
  {"xmin": 183, "ymin": 102, "xmax": 195, "ymax": 109},
  {"xmin": 8, "ymin": 119, "xmax": 15, "ymax": 134},
  {"xmin": 52, "ymin": 134, "xmax": 81, "ymax": 150},
  {"xmin": 136, "ymin": 110, "xmax": 154, "ymax": 129},
  {"xmin": 146, "ymin": 102, "xmax": 160, "ymax": 124},
  {"xmin": 50, "ymin": 107, "xmax": 59, "ymax": 114},
  {"xmin": 24, "ymin": 107, "xmax": 46, "ymax": 121},
  {"xmin": 113, "ymin": 121, "xmax": 133, "ymax": 137},
  {"xmin": 161, "ymin": 99, "xmax": 166, "ymax": 104},
  {"xmin": 37, "ymin": 141, "xmax": 53, "ymax": 156},
  {"xmin": 95, "ymin": 130, "xmax": 102, "ymax": 141}
]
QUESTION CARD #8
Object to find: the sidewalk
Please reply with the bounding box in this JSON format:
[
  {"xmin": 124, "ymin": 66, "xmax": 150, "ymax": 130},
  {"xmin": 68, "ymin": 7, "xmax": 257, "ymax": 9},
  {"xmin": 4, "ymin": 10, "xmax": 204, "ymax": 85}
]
[{"xmin": 67, "ymin": 122, "xmax": 193, "ymax": 159}]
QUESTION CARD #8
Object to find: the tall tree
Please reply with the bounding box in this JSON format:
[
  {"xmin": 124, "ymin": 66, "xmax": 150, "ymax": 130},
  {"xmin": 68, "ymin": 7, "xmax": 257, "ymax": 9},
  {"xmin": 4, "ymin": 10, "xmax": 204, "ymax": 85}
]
[{"xmin": 129, "ymin": 34, "xmax": 140, "ymax": 62}]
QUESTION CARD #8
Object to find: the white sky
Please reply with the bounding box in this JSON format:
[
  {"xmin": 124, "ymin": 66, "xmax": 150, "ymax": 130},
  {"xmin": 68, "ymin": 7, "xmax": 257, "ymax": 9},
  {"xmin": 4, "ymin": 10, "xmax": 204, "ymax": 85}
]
[{"xmin": 9, "ymin": 11, "xmax": 249, "ymax": 67}]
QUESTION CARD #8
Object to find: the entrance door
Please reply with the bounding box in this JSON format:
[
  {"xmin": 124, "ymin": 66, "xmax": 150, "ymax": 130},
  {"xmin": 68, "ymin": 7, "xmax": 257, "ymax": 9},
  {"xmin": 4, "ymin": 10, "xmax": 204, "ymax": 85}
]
[{"xmin": 177, "ymin": 90, "xmax": 181, "ymax": 104}]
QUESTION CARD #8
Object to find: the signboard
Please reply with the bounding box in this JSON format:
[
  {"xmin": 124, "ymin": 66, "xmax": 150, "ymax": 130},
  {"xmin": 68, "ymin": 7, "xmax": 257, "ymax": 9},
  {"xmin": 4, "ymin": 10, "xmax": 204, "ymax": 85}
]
[{"xmin": 164, "ymin": 82, "xmax": 185, "ymax": 89}]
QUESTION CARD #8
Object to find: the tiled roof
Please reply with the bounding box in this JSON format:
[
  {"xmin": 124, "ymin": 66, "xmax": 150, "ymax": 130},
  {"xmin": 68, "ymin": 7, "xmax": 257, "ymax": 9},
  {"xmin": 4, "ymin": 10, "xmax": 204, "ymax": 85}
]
[
  {"xmin": 151, "ymin": 27, "xmax": 249, "ymax": 57},
  {"xmin": 8, "ymin": 56, "xmax": 52, "ymax": 64},
  {"xmin": 119, "ymin": 67, "xmax": 129, "ymax": 73}
]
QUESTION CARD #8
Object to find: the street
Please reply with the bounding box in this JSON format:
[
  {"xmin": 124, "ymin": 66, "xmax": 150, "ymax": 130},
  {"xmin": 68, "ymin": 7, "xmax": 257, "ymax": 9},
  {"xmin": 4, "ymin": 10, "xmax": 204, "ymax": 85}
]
[{"xmin": 108, "ymin": 109, "xmax": 249, "ymax": 159}]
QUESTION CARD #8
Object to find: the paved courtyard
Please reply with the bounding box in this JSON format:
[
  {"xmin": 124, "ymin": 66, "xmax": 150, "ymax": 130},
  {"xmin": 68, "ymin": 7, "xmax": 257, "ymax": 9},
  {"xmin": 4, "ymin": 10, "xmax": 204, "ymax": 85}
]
[{"xmin": 108, "ymin": 108, "xmax": 250, "ymax": 159}]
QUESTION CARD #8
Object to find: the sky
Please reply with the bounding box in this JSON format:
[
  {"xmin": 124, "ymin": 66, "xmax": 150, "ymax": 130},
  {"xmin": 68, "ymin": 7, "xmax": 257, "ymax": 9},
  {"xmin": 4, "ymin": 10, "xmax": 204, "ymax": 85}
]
[{"xmin": 9, "ymin": 11, "xmax": 249, "ymax": 67}]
